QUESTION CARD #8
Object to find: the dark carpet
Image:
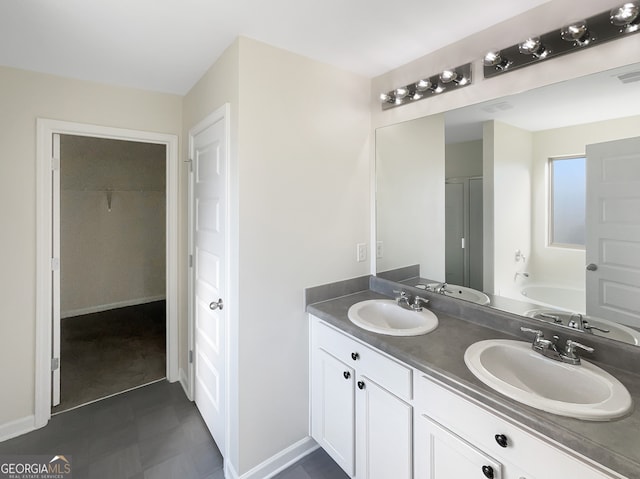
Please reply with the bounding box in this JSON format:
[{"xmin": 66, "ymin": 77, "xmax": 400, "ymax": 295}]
[{"xmin": 53, "ymin": 301, "xmax": 166, "ymax": 413}]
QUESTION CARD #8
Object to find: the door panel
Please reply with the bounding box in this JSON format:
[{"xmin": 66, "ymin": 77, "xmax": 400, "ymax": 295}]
[
  {"xmin": 311, "ymin": 348, "xmax": 355, "ymax": 476},
  {"xmin": 445, "ymin": 181, "xmax": 465, "ymax": 285},
  {"xmin": 586, "ymin": 137, "xmax": 640, "ymax": 329},
  {"xmin": 191, "ymin": 113, "xmax": 227, "ymax": 454},
  {"xmin": 356, "ymin": 376, "xmax": 412, "ymax": 479},
  {"xmin": 52, "ymin": 133, "xmax": 61, "ymax": 407}
]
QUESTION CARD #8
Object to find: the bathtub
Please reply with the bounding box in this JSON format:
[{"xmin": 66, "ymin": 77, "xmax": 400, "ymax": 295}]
[{"xmin": 520, "ymin": 284, "xmax": 585, "ymax": 313}]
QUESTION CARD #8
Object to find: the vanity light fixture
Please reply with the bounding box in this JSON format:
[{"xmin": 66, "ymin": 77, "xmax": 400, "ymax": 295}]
[
  {"xmin": 610, "ymin": 2, "xmax": 640, "ymax": 32},
  {"xmin": 484, "ymin": 2, "xmax": 640, "ymax": 79},
  {"xmin": 379, "ymin": 63, "xmax": 472, "ymax": 110}
]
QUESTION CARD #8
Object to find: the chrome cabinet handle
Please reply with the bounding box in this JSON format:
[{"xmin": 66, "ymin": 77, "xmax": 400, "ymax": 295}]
[
  {"xmin": 586, "ymin": 263, "xmax": 598, "ymax": 271},
  {"xmin": 209, "ymin": 299, "xmax": 224, "ymax": 310}
]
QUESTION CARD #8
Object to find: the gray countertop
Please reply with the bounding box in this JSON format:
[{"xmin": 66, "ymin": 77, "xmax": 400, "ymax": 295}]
[{"xmin": 307, "ymin": 290, "xmax": 640, "ymax": 479}]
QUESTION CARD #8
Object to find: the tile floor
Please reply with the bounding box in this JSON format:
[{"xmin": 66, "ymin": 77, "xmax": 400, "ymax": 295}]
[{"xmin": 0, "ymin": 381, "xmax": 346, "ymax": 479}]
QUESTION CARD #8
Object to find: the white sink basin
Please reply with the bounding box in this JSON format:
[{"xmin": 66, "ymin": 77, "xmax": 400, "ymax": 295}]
[
  {"xmin": 464, "ymin": 339, "xmax": 632, "ymax": 420},
  {"xmin": 440, "ymin": 284, "xmax": 490, "ymax": 305},
  {"xmin": 419, "ymin": 283, "xmax": 490, "ymax": 305},
  {"xmin": 524, "ymin": 309, "xmax": 640, "ymax": 346},
  {"xmin": 347, "ymin": 299, "xmax": 438, "ymax": 336}
]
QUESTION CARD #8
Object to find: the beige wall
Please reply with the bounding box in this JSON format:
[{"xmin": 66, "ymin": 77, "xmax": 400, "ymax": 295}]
[
  {"xmin": 484, "ymin": 121, "xmax": 532, "ymax": 297},
  {"xmin": 0, "ymin": 66, "xmax": 181, "ymax": 426},
  {"xmin": 235, "ymin": 37, "xmax": 370, "ymax": 474},
  {"xmin": 446, "ymin": 140, "xmax": 483, "ymax": 179},
  {"xmin": 376, "ymin": 115, "xmax": 445, "ymax": 278},
  {"xmin": 529, "ymin": 114, "xmax": 640, "ymax": 290},
  {"xmin": 60, "ymin": 136, "xmax": 166, "ymax": 316}
]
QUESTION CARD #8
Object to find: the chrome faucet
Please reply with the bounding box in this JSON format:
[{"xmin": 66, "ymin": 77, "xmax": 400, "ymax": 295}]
[
  {"xmin": 426, "ymin": 282, "xmax": 451, "ymax": 294},
  {"xmin": 393, "ymin": 290, "xmax": 430, "ymax": 312},
  {"xmin": 520, "ymin": 327, "xmax": 594, "ymax": 365},
  {"xmin": 568, "ymin": 313, "xmax": 610, "ymax": 335},
  {"xmin": 394, "ymin": 290, "xmax": 411, "ymax": 309},
  {"xmin": 520, "ymin": 327, "xmax": 562, "ymax": 360}
]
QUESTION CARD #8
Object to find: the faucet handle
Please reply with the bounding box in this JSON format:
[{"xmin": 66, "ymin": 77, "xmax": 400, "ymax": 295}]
[
  {"xmin": 411, "ymin": 296, "xmax": 430, "ymax": 311},
  {"xmin": 562, "ymin": 339, "xmax": 594, "ymax": 365},
  {"xmin": 565, "ymin": 339, "xmax": 594, "ymax": 355},
  {"xmin": 520, "ymin": 326, "xmax": 544, "ymax": 339}
]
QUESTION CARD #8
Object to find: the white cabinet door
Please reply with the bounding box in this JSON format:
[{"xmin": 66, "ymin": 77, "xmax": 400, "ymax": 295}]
[
  {"xmin": 356, "ymin": 376, "xmax": 413, "ymax": 479},
  {"xmin": 311, "ymin": 348, "xmax": 356, "ymax": 476},
  {"xmin": 415, "ymin": 413, "xmax": 503, "ymax": 479}
]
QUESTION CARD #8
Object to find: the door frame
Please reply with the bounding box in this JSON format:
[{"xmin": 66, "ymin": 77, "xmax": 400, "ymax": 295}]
[
  {"xmin": 186, "ymin": 103, "xmax": 231, "ymax": 461},
  {"xmin": 35, "ymin": 119, "xmax": 179, "ymax": 428}
]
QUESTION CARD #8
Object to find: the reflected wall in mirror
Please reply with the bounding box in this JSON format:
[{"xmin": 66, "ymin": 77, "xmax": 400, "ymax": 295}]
[{"xmin": 375, "ymin": 62, "xmax": 640, "ymax": 347}]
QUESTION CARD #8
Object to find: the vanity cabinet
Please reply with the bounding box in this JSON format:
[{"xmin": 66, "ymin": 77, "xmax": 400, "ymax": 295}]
[
  {"xmin": 414, "ymin": 374, "xmax": 622, "ymax": 479},
  {"xmin": 310, "ymin": 317, "xmax": 413, "ymax": 478}
]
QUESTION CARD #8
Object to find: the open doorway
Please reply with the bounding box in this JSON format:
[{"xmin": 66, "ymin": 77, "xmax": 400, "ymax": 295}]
[
  {"xmin": 53, "ymin": 135, "xmax": 167, "ymax": 412},
  {"xmin": 36, "ymin": 119, "xmax": 179, "ymax": 428}
]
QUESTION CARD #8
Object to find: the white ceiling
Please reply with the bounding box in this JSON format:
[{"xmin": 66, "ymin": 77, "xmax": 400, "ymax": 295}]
[
  {"xmin": 445, "ymin": 62, "xmax": 640, "ymax": 144},
  {"xmin": 0, "ymin": 0, "xmax": 549, "ymax": 95}
]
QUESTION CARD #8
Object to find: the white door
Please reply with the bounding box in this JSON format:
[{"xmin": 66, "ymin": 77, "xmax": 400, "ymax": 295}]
[
  {"xmin": 52, "ymin": 133, "xmax": 61, "ymax": 406},
  {"xmin": 586, "ymin": 137, "xmax": 640, "ymax": 329},
  {"xmin": 189, "ymin": 109, "xmax": 228, "ymax": 454},
  {"xmin": 355, "ymin": 376, "xmax": 412, "ymax": 479},
  {"xmin": 445, "ymin": 181, "xmax": 465, "ymax": 285}
]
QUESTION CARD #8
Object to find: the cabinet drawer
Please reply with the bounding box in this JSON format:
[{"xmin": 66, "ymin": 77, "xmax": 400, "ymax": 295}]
[
  {"xmin": 414, "ymin": 374, "xmax": 620, "ymax": 479},
  {"xmin": 312, "ymin": 319, "xmax": 412, "ymax": 401}
]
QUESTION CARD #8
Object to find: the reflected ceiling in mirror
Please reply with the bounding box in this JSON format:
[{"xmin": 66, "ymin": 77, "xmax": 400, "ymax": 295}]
[{"xmin": 375, "ymin": 62, "xmax": 640, "ymax": 347}]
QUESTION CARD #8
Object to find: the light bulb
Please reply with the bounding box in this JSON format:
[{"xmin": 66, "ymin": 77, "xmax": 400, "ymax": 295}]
[
  {"xmin": 561, "ymin": 21, "xmax": 591, "ymax": 46},
  {"xmin": 518, "ymin": 37, "xmax": 547, "ymax": 58},
  {"xmin": 440, "ymin": 70, "xmax": 459, "ymax": 83},
  {"xmin": 416, "ymin": 79, "xmax": 432, "ymax": 91},
  {"xmin": 395, "ymin": 87, "xmax": 408, "ymax": 99},
  {"xmin": 483, "ymin": 51, "xmax": 512, "ymax": 70},
  {"xmin": 610, "ymin": 2, "xmax": 640, "ymax": 32}
]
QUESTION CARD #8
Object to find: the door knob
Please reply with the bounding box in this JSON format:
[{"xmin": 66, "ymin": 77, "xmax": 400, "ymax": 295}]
[
  {"xmin": 209, "ymin": 299, "xmax": 224, "ymax": 310},
  {"xmin": 586, "ymin": 263, "xmax": 598, "ymax": 271}
]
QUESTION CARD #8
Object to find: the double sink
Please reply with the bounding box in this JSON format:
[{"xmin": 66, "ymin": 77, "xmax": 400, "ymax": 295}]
[{"xmin": 346, "ymin": 294, "xmax": 632, "ymax": 421}]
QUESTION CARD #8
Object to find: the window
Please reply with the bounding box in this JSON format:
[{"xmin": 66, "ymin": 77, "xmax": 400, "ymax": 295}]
[{"xmin": 549, "ymin": 156, "xmax": 586, "ymax": 248}]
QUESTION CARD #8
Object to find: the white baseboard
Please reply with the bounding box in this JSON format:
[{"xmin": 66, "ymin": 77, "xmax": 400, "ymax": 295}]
[
  {"xmin": 229, "ymin": 436, "xmax": 318, "ymax": 479},
  {"xmin": 0, "ymin": 415, "xmax": 36, "ymax": 443},
  {"xmin": 61, "ymin": 295, "xmax": 166, "ymax": 319}
]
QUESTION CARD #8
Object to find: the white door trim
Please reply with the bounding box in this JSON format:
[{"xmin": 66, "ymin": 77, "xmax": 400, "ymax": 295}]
[
  {"xmin": 35, "ymin": 119, "xmax": 179, "ymax": 428},
  {"xmin": 187, "ymin": 103, "xmax": 231, "ymax": 461}
]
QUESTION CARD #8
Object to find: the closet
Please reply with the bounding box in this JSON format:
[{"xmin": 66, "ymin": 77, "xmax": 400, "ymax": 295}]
[{"xmin": 54, "ymin": 135, "xmax": 167, "ymax": 412}]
